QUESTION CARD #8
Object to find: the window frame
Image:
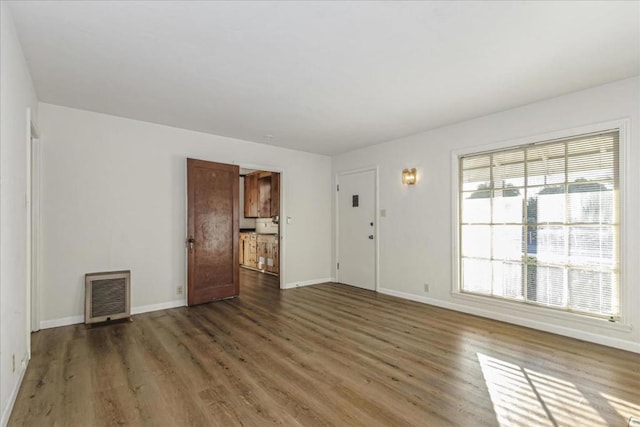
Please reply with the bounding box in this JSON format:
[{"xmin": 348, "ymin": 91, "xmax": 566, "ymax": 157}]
[{"xmin": 451, "ymin": 120, "xmax": 632, "ymax": 330}]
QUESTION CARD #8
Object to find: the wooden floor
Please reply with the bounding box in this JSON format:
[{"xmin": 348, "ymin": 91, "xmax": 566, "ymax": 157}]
[{"xmin": 10, "ymin": 269, "xmax": 640, "ymax": 426}]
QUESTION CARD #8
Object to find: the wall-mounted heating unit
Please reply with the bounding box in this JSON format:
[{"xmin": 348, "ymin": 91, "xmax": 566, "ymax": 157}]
[{"xmin": 85, "ymin": 270, "xmax": 131, "ymax": 324}]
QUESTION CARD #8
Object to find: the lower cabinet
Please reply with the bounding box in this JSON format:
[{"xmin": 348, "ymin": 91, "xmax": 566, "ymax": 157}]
[
  {"xmin": 257, "ymin": 235, "xmax": 279, "ymax": 274},
  {"xmin": 240, "ymin": 233, "xmax": 257, "ymax": 269},
  {"xmin": 240, "ymin": 233, "xmax": 278, "ymax": 275},
  {"xmin": 267, "ymin": 236, "xmax": 279, "ymax": 274}
]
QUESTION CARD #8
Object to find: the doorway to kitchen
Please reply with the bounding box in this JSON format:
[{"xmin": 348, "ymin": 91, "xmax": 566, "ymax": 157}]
[
  {"xmin": 186, "ymin": 160, "xmax": 285, "ymax": 305},
  {"xmin": 239, "ymin": 168, "xmax": 282, "ymax": 290}
]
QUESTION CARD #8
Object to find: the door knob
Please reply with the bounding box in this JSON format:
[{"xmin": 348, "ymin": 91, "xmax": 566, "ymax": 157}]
[
  {"xmin": 187, "ymin": 236, "xmax": 195, "ymax": 252},
  {"xmin": 368, "ymin": 235, "xmax": 374, "ymax": 239}
]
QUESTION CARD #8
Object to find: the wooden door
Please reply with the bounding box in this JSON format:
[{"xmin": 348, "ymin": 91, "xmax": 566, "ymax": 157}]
[{"xmin": 187, "ymin": 158, "xmax": 239, "ymax": 305}]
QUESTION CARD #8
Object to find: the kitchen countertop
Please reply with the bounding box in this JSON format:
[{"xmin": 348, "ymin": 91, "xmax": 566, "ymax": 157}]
[{"xmin": 239, "ymin": 231, "xmax": 278, "ymax": 236}]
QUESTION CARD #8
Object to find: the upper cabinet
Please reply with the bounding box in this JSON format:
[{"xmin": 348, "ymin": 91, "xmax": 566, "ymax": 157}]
[
  {"xmin": 244, "ymin": 173, "xmax": 258, "ymax": 217},
  {"xmin": 258, "ymin": 172, "xmax": 271, "ymax": 218},
  {"xmin": 270, "ymin": 173, "xmax": 280, "ymax": 217},
  {"xmin": 244, "ymin": 171, "xmax": 280, "ymax": 218}
]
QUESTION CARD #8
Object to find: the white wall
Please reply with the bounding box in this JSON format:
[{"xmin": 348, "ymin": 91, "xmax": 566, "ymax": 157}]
[
  {"xmin": 38, "ymin": 103, "xmax": 333, "ymax": 325},
  {"xmin": 333, "ymin": 77, "xmax": 640, "ymax": 353},
  {"xmin": 0, "ymin": 3, "xmax": 39, "ymax": 425}
]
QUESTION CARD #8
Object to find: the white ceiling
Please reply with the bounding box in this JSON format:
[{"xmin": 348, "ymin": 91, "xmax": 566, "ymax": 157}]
[{"xmin": 8, "ymin": 1, "xmax": 640, "ymax": 156}]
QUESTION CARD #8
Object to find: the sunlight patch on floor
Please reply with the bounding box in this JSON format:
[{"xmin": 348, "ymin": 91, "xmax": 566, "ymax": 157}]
[
  {"xmin": 477, "ymin": 353, "xmax": 608, "ymax": 426},
  {"xmin": 599, "ymin": 392, "xmax": 640, "ymax": 419}
]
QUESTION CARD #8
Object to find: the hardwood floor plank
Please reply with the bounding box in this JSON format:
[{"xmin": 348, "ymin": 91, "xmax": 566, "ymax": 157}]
[{"xmin": 9, "ymin": 269, "xmax": 640, "ymax": 426}]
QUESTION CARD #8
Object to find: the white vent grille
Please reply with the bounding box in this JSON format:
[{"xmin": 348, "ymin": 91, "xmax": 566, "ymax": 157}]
[{"xmin": 85, "ymin": 270, "xmax": 131, "ymax": 324}]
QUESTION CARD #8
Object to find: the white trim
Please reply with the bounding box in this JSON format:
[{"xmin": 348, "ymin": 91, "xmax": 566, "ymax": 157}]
[
  {"xmin": 1, "ymin": 357, "xmax": 28, "ymax": 427},
  {"xmin": 39, "ymin": 315, "xmax": 84, "ymax": 329},
  {"xmin": 335, "ymin": 166, "xmax": 379, "ymax": 292},
  {"xmin": 282, "ymin": 277, "xmax": 334, "ymax": 289},
  {"xmin": 25, "ymin": 107, "xmax": 41, "ymax": 362},
  {"xmin": 30, "ymin": 132, "xmax": 42, "ymax": 333},
  {"xmin": 39, "ymin": 299, "xmax": 187, "ymax": 329},
  {"xmin": 374, "ymin": 167, "xmax": 380, "ymax": 293},
  {"xmin": 378, "ymin": 287, "xmax": 640, "ymax": 354},
  {"xmin": 131, "ymin": 299, "xmax": 186, "ymax": 315},
  {"xmin": 451, "ymin": 291, "xmax": 632, "ymax": 331},
  {"xmin": 184, "ymin": 161, "xmax": 189, "ymax": 304},
  {"xmin": 451, "ymin": 149, "xmax": 461, "ymax": 304},
  {"xmin": 30, "ymin": 118, "xmax": 40, "ymax": 140},
  {"xmin": 451, "ymin": 119, "xmax": 630, "ymax": 159},
  {"xmin": 450, "ymin": 119, "xmax": 632, "ymax": 326},
  {"xmin": 617, "ymin": 119, "xmax": 633, "ymax": 330},
  {"xmin": 25, "ymin": 108, "xmax": 32, "ymax": 360}
]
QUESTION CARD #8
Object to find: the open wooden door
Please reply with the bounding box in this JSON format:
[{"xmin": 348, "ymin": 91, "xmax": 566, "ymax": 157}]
[{"xmin": 187, "ymin": 158, "xmax": 239, "ymax": 305}]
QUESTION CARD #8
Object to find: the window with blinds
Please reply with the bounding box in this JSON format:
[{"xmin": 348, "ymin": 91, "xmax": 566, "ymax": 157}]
[{"xmin": 459, "ymin": 130, "xmax": 619, "ymax": 319}]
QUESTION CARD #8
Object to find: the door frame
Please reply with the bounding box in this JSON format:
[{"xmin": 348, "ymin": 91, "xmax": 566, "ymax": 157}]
[
  {"xmin": 27, "ymin": 109, "xmax": 41, "ymax": 354},
  {"xmin": 183, "ymin": 160, "xmax": 286, "ymax": 295},
  {"xmin": 335, "ymin": 166, "xmax": 379, "ymax": 291}
]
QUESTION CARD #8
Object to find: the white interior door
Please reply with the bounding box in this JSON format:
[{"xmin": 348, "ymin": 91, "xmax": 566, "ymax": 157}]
[{"xmin": 337, "ymin": 169, "xmax": 376, "ymax": 290}]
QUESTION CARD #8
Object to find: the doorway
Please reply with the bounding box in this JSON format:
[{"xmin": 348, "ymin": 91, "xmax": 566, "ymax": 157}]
[
  {"xmin": 186, "ymin": 159, "xmax": 285, "ymax": 305},
  {"xmin": 336, "ymin": 168, "xmax": 377, "ymax": 291},
  {"xmin": 238, "ymin": 168, "xmax": 281, "ymax": 283}
]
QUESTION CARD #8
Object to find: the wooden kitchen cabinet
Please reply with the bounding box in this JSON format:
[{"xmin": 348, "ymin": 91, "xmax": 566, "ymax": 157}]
[
  {"xmin": 241, "ymin": 232, "xmax": 278, "ymax": 274},
  {"xmin": 257, "ymin": 234, "xmax": 279, "ymax": 274},
  {"xmin": 248, "ymin": 235, "xmax": 257, "ymax": 268},
  {"xmin": 239, "ymin": 233, "xmax": 246, "ymax": 264},
  {"xmin": 268, "ymin": 236, "xmax": 279, "ymax": 274},
  {"xmin": 270, "ymin": 172, "xmax": 280, "ymax": 217},
  {"xmin": 239, "ymin": 232, "xmax": 257, "ymax": 268},
  {"xmin": 244, "ymin": 173, "xmax": 258, "ymax": 218},
  {"xmin": 256, "ymin": 235, "xmax": 269, "ymax": 270},
  {"xmin": 244, "ymin": 171, "xmax": 280, "ymax": 218},
  {"xmin": 258, "ymin": 172, "xmax": 271, "ymax": 218}
]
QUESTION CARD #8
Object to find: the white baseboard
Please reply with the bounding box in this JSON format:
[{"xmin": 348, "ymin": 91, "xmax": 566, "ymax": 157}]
[
  {"xmin": 282, "ymin": 277, "xmax": 334, "ymax": 289},
  {"xmin": 131, "ymin": 299, "xmax": 185, "ymax": 315},
  {"xmin": 39, "ymin": 315, "xmax": 84, "ymax": 330},
  {"xmin": 39, "ymin": 299, "xmax": 186, "ymax": 330},
  {"xmin": 377, "ymin": 287, "xmax": 640, "ymax": 354},
  {"xmin": 1, "ymin": 357, "xmax": 28, "ymax": 427}
]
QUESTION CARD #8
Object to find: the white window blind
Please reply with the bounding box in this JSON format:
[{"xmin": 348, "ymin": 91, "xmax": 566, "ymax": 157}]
[{"xmin": 459, "ymin": 130, "xmax": 619, "ymax": 319}]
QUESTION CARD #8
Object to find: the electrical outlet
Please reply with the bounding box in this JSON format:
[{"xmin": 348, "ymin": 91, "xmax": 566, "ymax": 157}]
[
  {"xmin": 176, "ymin": 285, "xmax": 184, "ymax": 296},
  {"xmin": 424, "ymin": 283, "xmax": 430, "ymax": 292}
]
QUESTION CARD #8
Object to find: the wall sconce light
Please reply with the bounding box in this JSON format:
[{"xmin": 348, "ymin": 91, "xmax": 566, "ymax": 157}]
[{"xmin": 402, "ymin": 168, "xmax": 417, "ymax": 185}]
